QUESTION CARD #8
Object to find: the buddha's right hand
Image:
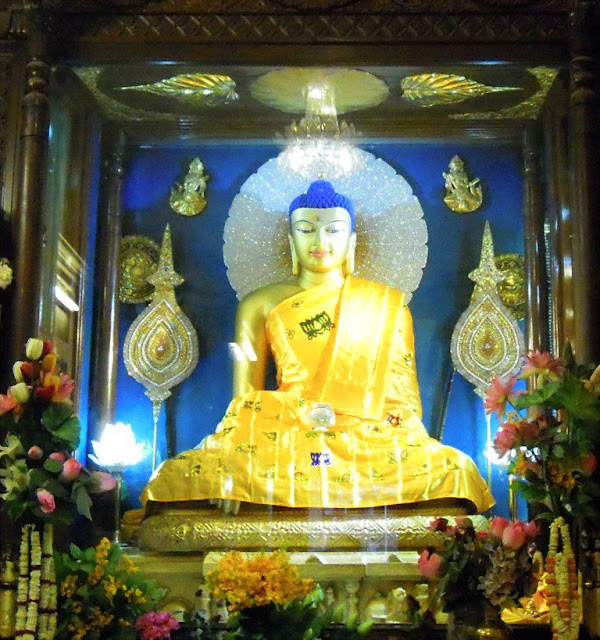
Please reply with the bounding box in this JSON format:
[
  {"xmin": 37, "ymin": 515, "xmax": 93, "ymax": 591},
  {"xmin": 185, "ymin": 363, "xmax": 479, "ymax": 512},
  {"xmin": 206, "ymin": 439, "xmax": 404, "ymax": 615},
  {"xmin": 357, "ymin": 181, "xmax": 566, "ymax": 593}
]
[{"xmin": 208, "ymin": 498, "xmax": 241, "ymax": 515}]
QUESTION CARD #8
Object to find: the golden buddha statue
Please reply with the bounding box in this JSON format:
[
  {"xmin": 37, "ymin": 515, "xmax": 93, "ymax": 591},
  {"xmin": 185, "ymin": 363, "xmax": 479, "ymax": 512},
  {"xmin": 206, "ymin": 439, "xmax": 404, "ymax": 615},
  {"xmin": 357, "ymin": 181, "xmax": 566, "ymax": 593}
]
[{"xmin": 142, "ymin": 180, "xmax": 493, "ymax": 515}]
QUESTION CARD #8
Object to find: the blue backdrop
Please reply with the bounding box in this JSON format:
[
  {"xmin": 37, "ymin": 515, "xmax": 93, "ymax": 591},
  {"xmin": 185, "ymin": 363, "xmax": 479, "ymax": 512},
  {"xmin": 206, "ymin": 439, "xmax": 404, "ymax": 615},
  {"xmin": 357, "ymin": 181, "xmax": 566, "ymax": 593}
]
[{"xmin": 96, "ymin": 141, "xmax": 525, "ymax": 518}]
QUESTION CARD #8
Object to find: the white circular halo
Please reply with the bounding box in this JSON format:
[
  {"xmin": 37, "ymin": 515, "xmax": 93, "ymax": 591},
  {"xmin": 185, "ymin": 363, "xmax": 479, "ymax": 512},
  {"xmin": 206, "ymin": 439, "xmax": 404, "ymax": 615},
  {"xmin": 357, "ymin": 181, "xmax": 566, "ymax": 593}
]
[{"xmin": 223, "ymin": 150, "xmax": 428, "ymax": 303}]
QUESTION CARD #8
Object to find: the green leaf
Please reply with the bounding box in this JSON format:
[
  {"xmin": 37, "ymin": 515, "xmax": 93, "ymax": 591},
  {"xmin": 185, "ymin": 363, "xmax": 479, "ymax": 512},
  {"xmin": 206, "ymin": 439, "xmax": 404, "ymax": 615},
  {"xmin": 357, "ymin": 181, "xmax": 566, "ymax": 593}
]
[
  {"xmin": 43, "ymin": 458, "xmax": 63, "ymax": 474},
  {"xmin": 72, "ymin": 485, "xmax": 92, "ymax": 520},
  {"xmin": 552, "ymin": 376, "xmax": 600, "ymax": 422},
  {"xmin": 50, "ymin": 417, "xmax": 81, "ymax": 447},
  {"xmin": 42, "ymin": 403, "xmax": 73, "ymax": 430},
  {"xmin": 553, "ymin": 445, "xmax": 565, "ymax": 458},
  {"xmin": 29, "ymin": 468, "xmax": 51, "ymax": 487},
  {"xmin": 44, "ymin": 479, "xmax": 67, "ymax": 498},
  {"xmin": 513, "ymin": 381, "xmax": 562, "ymax": 409}
]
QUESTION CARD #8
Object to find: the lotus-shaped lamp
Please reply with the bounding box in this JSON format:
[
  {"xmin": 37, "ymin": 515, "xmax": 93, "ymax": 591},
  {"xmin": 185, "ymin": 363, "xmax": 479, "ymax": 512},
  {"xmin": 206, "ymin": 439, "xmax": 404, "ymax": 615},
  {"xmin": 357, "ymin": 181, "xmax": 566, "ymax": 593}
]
[{"xmin": 89, "ymin": 422, "xmax": 146, "ymax": 471}]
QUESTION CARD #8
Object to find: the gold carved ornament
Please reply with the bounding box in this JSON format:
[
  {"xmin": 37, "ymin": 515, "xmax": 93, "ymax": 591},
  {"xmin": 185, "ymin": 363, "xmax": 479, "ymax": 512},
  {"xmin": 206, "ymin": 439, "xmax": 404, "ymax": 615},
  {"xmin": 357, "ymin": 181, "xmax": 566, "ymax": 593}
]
[
  {"xmin": 450, "ymin": 222, "xmax": 525, "ymax": 487},
  {"xmin": 451, "ymin": 67, "xmax": 559, "ymax": 120},
  {"xmin": 400, "ymin": 73, "xmax": 519, "ymax": 108},
  {"xmin": 123, "ymin": 225, "xmax": 199, "ymax": 471},
  {"xmin": 119, "ymin": 73, "xmax": 238, "ymax": 108},
  {"xmin": 119, "ymin": 235, "xmax": 160, "ymax": 303},
  {"xmin": 495, "ymin": 254, "xmax": 526, "ymax": 321},
  {"xmin": 450, "ymin": 221, "xmax": 525, "ymax": 397},
  {"xmin": 170, "ymin": 158, "xmax": 210, "ymax": 217},
  {"xmin": 443, "ymin": 155, "xmax": 483, "ymax": 213}
]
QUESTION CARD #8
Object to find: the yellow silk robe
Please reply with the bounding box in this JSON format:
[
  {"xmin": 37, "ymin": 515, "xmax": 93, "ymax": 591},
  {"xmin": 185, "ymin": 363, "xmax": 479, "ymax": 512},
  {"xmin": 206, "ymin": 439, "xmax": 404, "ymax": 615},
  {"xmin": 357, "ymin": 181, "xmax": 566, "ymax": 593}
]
[{"xmin": 142, "ymin": 276, "xmax": 494, "ymax": 512}]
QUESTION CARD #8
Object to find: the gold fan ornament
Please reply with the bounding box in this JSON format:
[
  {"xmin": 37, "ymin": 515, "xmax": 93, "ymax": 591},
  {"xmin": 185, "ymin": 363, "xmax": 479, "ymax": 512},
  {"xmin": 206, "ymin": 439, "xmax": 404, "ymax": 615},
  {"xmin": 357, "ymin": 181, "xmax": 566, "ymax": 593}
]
[
  {"xmin": 400, "ymin": 73, "xmax": 519, "ymax": 108},
  {"xmin": 123, "ymin": 225, "xmax": 199, "ymax": 470},
  {"xmin": 120, "ymin": 73, "xmax": 238, "ymax": 107}
]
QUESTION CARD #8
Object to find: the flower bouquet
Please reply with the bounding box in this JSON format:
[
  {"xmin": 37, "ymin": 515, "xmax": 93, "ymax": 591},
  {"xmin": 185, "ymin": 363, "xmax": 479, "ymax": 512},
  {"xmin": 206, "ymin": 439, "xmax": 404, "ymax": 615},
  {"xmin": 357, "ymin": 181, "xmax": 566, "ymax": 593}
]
[
  {"xmin": 206, "ymin": 550, "xmax": 371, "ymax": 640},
  {"xmin": 54, "ymin": 537, "xmax": 170, "ymax": 640},
  {"xmin": 0, "ymin": 338, "xmax": 114, "ymax": 525},
  {"xmin": 485, "ymin": 348, "xmax": 600, "ymax": 525},
  {"xmin": 418, "ymin": 517, "xmax": 539, "ymax": 618}
]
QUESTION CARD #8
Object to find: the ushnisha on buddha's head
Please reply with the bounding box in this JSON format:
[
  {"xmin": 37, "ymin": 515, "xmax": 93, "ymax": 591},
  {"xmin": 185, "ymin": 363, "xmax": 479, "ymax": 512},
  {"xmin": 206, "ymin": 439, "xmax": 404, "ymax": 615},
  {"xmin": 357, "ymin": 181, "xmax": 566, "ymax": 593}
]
[{"xmin": 288, "ymin": 180, "xmax": 357, "ymax": 276}]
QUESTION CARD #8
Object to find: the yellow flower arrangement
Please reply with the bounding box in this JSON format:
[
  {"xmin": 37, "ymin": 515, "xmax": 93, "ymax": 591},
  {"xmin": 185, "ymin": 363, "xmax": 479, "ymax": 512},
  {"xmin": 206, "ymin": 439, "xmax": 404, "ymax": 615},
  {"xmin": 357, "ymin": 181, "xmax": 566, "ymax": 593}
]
[
  {"xmin": 207, "ymin": 551, "xmax": 314, "ymax": 613},
  {"xmin": 54, "ymin": 538, "xmax": 166, "ymax": 640},
  {"xmin": 205, "ymin": 550, "xmax": 372, "ymax": 640}
]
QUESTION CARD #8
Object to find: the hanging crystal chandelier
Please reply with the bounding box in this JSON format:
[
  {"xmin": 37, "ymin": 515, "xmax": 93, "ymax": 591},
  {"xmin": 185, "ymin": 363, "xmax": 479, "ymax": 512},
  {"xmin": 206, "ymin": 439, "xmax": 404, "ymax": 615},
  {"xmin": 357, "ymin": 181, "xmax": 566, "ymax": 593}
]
[{"xmin": 277, "ymin": 82, "xmax": 365, "ymax": 180}]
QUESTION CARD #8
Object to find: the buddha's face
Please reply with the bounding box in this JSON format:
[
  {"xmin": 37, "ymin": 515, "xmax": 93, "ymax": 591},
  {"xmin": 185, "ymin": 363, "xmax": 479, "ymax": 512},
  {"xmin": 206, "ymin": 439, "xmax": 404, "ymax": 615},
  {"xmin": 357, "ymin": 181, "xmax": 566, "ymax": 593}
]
[{"xmin": 289, "ymin": 207, "xmax": 355, "ymax": 274}]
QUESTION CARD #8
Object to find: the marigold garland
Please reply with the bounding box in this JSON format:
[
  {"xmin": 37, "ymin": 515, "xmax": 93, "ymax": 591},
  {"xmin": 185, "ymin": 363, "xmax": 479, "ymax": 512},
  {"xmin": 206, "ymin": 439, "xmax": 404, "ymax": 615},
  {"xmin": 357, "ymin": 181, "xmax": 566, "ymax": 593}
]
[{"xmin": 545, "ymin": 517, "xmax": 580, "ymax": 640}]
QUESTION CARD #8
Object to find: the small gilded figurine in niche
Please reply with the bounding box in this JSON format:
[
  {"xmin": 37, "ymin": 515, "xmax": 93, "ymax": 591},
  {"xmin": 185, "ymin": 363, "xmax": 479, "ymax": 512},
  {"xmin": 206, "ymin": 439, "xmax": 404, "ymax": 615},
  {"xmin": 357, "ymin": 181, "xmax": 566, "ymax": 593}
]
[
  {"xmin": 442, "ymin": 155, "xmax": 483, "ymax": 213},
  {"xmin": 170, "ymin": 158, "xmax": 210, "ymax": 216}
]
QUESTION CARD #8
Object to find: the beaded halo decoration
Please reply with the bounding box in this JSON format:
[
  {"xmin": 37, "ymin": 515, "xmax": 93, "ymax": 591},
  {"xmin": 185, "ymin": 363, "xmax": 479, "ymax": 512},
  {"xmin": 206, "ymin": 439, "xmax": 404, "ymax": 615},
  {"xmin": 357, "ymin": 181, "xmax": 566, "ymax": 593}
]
[{"xmin": 223, "ymin": 150, "xmax": 428, "ymax": 303}]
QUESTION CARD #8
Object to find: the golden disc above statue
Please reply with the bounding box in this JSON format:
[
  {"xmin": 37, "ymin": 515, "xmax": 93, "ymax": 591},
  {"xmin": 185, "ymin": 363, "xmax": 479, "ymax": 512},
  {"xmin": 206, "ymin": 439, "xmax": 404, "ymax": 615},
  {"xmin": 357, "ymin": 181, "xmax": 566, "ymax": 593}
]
[{"xmin": 251, "ymin": 68, "xmax": 389, "ymax": 114}]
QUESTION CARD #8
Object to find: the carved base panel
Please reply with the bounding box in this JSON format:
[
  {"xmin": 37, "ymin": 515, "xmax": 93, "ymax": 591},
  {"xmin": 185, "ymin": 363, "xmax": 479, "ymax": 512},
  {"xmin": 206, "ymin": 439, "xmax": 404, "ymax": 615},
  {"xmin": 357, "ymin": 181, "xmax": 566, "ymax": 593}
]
[
  {"xmin": 128, "ymin": 548, "xmax": 439, "ymax": 625},
  {"xmin": 135, "ymin": 503, "xmax": 482, "ymax": 552}
]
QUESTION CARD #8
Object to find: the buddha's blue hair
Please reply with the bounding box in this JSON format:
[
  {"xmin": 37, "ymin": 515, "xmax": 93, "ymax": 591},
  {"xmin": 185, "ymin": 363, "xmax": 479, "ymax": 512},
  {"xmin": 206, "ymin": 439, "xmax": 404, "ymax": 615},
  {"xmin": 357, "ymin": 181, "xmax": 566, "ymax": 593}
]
[{"xmin": 288, "ymin": 180, "xmax": 355, "ymax": 229}]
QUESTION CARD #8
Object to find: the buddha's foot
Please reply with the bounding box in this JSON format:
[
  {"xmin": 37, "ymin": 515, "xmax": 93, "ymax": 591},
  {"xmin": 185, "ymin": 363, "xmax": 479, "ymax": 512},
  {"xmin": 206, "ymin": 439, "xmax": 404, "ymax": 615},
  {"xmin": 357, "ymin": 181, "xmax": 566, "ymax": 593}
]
[{"xmin": 208, "ymin": 498, "xmax": 240, "ymax": 515}]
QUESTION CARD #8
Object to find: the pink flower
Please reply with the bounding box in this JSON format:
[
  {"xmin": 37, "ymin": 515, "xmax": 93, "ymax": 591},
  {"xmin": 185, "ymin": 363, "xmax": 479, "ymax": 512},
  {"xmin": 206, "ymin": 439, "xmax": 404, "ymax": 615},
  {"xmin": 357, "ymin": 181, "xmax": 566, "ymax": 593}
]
[
  {"xmin": 490, "ymin": 516, "xmax": 509, "ymax": 539},
  {"xmin": 52, "ymin": 373, "xmax": 75, "ymax": 403},
  {"xmin": 90, "ymin": 471, "xmax": 117, "ymax": 493},
  {"xmin": 36, "ymin": 489, "xmax": 56, "ymax": 514},
  {"xmin": 417, "ymin": 549, "xmax": 444, "ymax": 580},
  {"xmin": 502, "ymin": 522, "xmax": 527, "ymax": 549},
  {"xmin": 0, "ymin": 393, "xmax": 18, "ymax": 415},
  {"xmin": 28, "ymin": 446, "xmax": 43, "ymax": 460},
  {"xmin": 524, "ymin": 521, "xmax": 540, "ymax": 540},
  {"xmin": 580, "ymin": 453, "xmax": 597, "ymax": 477},
  {"xmin": 428, "ymin": 517, "xmax": 449, "ymax": 532},
  {"xmin": 476, "ymin": 530, "xmax": 489, "ymax": 542},
  {"xmin": 493, "ymin": 423, "xmax": 520, "ymax": 456},
  {"xmin": 520, "ymin": 350, "xmax": 564, "ymax": 382},
  {"xmin": 49, "ymin": 452, "xmax": 67, "ymax": 462},
  {"xmin": 519, "ymin": 420, "xmax": 541, "ymax": 446},
  {"xmin": 135, "ymin": 611, "xmax": 179, "ymax": 640},
  {"xmin": 483, "ymin": 377, "xmax": 518, "ymax": 416},
  {"xmin": 60, "ymin": 458, "xmax": 82, "ymax": 482}
]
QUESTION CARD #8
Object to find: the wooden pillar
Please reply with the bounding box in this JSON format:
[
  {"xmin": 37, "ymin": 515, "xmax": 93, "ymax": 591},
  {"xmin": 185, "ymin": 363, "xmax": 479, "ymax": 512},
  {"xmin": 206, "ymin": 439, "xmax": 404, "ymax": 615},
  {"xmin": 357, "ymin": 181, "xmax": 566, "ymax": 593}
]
[
  {"xmin": 9, "ymin": 8, "xmax": 50, "ymax": 365},
  {"xmin": 569, "ymin": 0, "xmax": 600, "ymax": 363},
  {"xmin": 522, "ymin": 122, "xmax": 550, "ymax": 353},
  {"xmin": 89, "ymin": 126, "xmax": 126, "ymax": 439},
  {"xmin": 543, "ymin": 89, "xmax": 575, "ymax": 356}
]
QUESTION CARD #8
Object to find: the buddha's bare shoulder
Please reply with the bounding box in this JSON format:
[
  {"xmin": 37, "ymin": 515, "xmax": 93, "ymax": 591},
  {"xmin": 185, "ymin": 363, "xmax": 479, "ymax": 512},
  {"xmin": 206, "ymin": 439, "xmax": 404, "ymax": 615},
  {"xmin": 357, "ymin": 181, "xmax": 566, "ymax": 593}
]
[{"xmin": 237, "ymin": 280, "xmax": 302, "ymax": 321}]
